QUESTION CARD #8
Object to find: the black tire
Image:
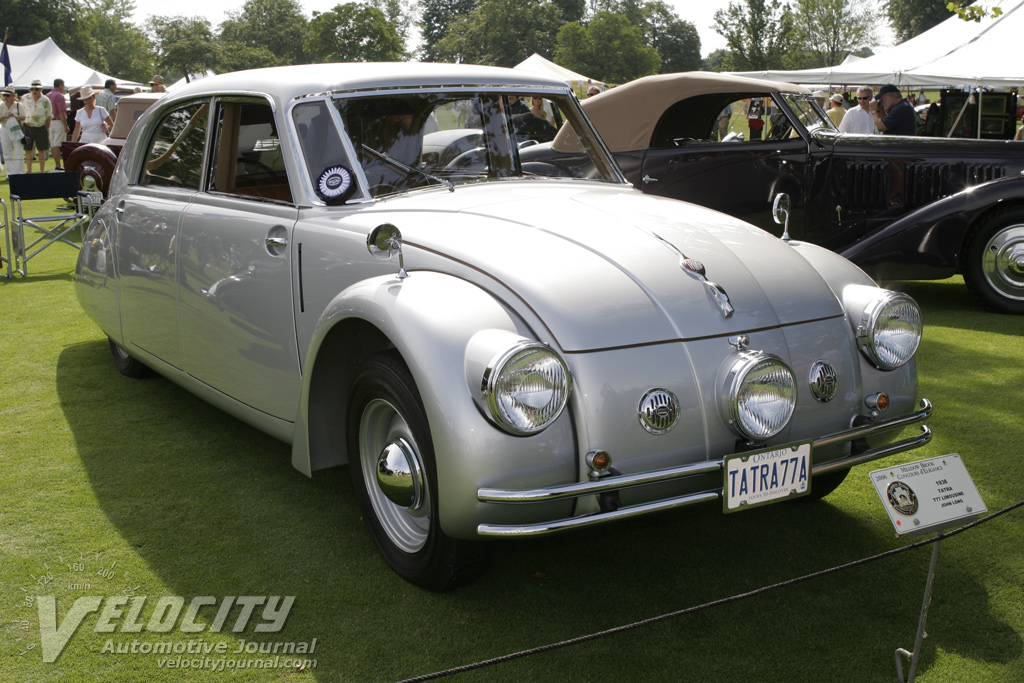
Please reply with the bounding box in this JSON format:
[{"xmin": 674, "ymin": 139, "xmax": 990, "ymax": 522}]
[
  {"xmin": 963, "ymin": 207, "xmax": 1024, "ymax": 314},
  {"xmin": 108, "ymin": 337, "xmax": 154, "ymax": 379},
  {"xmin": 347, "ymin": 351, "xmax": 487, "ymax": 591}
]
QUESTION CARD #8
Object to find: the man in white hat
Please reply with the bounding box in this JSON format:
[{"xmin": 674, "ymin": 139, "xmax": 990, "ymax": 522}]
[
  {"xmin": 20, "ymin": 79, "xmax": 53, "ymax": 173},
  {"xmin": 826, "ymin": 93, "xmax": 846, "ymax": 127}
]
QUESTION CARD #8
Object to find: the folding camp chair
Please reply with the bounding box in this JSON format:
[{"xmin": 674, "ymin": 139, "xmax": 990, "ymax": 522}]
[
  {"xmin": 7, "ymin": 172, "xmax": 89, "ymax": 277},
  {"xmin": 1, "ymin": 198, "xmax": 11, "ymax": 278}
]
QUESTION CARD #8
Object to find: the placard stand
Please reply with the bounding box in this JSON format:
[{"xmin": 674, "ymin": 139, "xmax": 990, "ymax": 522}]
[
  {"xmin": 894, "ymin": 531, "xmax": 942, "ymax": 683},
  {"xmin": 869, "ymin": 454, "xmax": 987, "ymax": 683}
]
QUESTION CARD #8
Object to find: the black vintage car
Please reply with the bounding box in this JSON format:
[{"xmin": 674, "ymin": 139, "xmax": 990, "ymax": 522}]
[{"xmin": 562, "ymin": 72, "xmax": 1024, "ymax": 313}]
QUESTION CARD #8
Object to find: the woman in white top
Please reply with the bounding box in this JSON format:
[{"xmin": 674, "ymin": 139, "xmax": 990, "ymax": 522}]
[
  {"xmin": 71, "ymin": 86, "xmax": 113, "ymax": 144},
  {"xmin": 1, "ymin": 86, "xmax": 27, "ymax": 174}
]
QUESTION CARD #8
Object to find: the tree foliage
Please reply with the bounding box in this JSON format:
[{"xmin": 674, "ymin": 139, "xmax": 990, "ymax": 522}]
[
  {"xmin": 554, "ymin": 11, "xmax": 660, "ymax": 83},
  {"xmin": 434, "ymin": 0, "xmax": 565, "ymax": 67},
  {"xmin": 77, "ymin": 0, "xmax": 153, "ymax": 82},
  {"xmin": 641, "ymin": 1, "xmax": 701, "ymax": 73},
  {"xmin": 712, "ymin": 0, "xmax": 795, "ymax": 71},
  {"xmin": 790, "ymin": 0, "xmax": 874, "ymax": 67},
  {"xmin": 219, "ymin": 0, "xmax": 308, "ymax": 66},
  {"xmin": 1, "ymin": 0, "xmax": 91, "ymax": 61},
  {"xmin": 149, "ymin": 15, "xmax": 220, "ymax": 81},
  {"xmin": 885, "ymin": 0, "xmax": 955, "ymax": 42},
  {"xmin": 305, "ymin": 2, "xmax": 405, "ymax": 63},
  {"xmin": 418, "ymin": 0, "xmax": 477, "ymax": 61}
]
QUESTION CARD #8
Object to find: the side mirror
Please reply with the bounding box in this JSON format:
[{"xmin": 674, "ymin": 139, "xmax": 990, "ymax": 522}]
[
  {"xmin": 772, "ymin": 193, "xmax": 792, "ymax": 243},
  {"xmin": 367, "ymin": 223, "xmax": 408, "ymax": 279}
]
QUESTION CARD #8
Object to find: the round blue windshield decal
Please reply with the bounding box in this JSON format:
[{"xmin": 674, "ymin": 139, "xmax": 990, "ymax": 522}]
[{"xmin": 317, "ymin": 166, "xmax": 353, "ymax": 201}]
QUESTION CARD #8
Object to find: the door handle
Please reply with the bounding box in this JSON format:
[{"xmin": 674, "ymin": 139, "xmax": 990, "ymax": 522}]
[{"xmin": 265, "ymin": 236, "xmax": 288, "ymax": 249}]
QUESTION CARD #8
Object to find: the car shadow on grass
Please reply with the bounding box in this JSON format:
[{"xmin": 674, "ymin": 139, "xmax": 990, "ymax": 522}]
[{"xmin": 56, "ymin": 339, "xmax": 1021, "ymax": 682}]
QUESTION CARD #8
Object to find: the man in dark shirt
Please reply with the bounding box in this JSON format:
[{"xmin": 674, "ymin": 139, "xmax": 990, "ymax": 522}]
[{"xmin": 870, "ymin": 83, "xmax": 916, "ymax": 135}]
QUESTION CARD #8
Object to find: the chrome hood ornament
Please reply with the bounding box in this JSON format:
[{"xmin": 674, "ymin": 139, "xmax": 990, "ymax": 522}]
[{"xmin": 655, "ymin": 234, "xmax": 735, "ymax": 318}]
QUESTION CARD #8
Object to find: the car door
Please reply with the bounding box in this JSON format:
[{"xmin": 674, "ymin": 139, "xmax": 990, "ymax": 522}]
[
  {"xmin": 636, "ymin": 93, "xmax": 812, "ymax": 238},
  {"xmin": 114, "ymin": 99, "xmax": 209, "ymax": 368},
  {"xmin": 177, "ymin": 96, "xmax": 301, "ymax": 421}
]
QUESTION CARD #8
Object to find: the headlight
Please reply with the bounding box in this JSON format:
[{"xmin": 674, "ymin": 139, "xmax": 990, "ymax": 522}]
[
  {"xmin": 857, "ymin": 292, "xmax": 922, "ymax": 370},
  {"xmin": 723, "ymin": 352, "xmax": 796, "ymax": 440},
  {"xmin": 482, "ymin": 342, "xmax": 570, "ymax": 435}
]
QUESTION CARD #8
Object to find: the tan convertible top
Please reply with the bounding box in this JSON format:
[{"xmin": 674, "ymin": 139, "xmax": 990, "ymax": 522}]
[{"xmin": 572, "ymin": 71, "xmax": 812, "ymax": 153}]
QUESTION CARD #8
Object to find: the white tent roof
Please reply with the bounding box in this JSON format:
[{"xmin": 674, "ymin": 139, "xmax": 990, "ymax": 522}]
[
  {"xmin": 3, "ymin": 37, "xmax": 142, "ymax": 90},
  {"xmin": 730, "ymin": 0, "xmax": 1024, "ymax": 88},
  {"xmin": 514, "ymin": 54, "xmax": 605, "ymax": 89}
]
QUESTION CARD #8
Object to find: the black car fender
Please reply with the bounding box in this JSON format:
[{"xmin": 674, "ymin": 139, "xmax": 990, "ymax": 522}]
[{"xmin": 839, "ymin": 174, "xmax": 1024, "ymax": 281}]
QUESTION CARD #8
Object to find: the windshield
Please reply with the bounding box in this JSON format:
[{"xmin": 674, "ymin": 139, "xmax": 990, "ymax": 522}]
[
  {"xmin": 318, "ymin": 90, "xmax": 621, "ymax": 199},
  {"xmin": 782, "ymin": 93, "xmax": 836, "ymax": 133}
]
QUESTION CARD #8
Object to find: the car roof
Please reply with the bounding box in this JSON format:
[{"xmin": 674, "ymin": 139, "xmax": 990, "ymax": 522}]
[
  {"xmin": 165, "ymin": 62, "xmax": 572, "ymax": 104},
  {"xmin": 579, "ymin": 71, "xmax": 812, "ymax": 153}
]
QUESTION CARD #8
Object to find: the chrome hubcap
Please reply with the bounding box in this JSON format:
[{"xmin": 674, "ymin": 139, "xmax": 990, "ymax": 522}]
[
  {"xmin": 359, "ymin": 399, "xmax": 430, "ymax": 553},
  {"xmin": 982, "ymin": 224, "xmax": 1024, "ymax": 301},
  {"xmin": 376, "ymin": 439, "xmax": 424, "ymax": 509}
]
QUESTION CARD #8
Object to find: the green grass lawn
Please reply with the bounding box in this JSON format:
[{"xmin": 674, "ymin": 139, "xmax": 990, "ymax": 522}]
[{"xmin": 2, "ymin": 171, "xmax": 1023, "ymax": 682}]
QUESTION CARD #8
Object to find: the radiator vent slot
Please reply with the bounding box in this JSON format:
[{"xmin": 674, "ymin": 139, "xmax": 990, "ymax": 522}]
[
  {"xmin": 906, "ymin": 163, "xmax": 946, "ymax": 206},
  {"xmin": 844, "ymin": 161, "xmax": 890, "ymax": 211},
  {"xmin": 964, "ymin": 163, "xmax": 1004, "ymax": 186}
]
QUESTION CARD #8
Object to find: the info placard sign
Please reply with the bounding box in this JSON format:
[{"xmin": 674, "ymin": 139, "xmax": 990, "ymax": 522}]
[{"xmin": 869, "ymin": 454, "xmax": 986, "ymax": 537}]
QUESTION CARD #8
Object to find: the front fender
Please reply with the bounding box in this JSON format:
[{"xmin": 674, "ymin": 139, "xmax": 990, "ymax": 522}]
[
  {"xmin": 841, "ymin": 175, "xmax": 1024, "ymax": 280},
  {"xmin": 291, "ymin": 271, "xmax": 578, "ymax": 539}
]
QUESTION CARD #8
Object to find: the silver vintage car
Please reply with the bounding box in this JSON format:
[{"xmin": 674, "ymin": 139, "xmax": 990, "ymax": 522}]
[{"xmin": 75, "ymin": 63, "xmax": 932, "ymax": 590}]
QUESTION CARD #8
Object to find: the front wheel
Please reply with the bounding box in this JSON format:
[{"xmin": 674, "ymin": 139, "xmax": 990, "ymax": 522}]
[
  {"xmin": 108, "ymin": 337, "xmax": 153, "ymax": 379},
  {"xmin": 347, "ymin": 351, "xmax": 487, "ymax": 590},
  {"xmin": 963, "ymin": 208, "xmax": 1024, "ymax": 314}
]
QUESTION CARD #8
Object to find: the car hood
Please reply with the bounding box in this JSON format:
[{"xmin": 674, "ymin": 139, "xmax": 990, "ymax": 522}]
[{"xmin": 363, "ymin": 184, "xmax": 845, "ymax": 351}]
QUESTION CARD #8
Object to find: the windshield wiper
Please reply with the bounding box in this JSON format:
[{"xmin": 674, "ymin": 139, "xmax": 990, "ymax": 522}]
[{"xmin": 361, "ymin": 144, "xmax": 455, "ymax": 193}]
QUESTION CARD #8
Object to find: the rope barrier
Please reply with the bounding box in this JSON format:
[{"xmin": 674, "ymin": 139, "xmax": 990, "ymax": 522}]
[{"xmin": 397, "ymin": 499, "xmax": 1024, "ymax": 683}]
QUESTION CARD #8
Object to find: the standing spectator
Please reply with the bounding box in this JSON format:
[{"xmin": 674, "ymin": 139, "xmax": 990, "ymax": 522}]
[
  {"xmin": 717, "ymin": 104, "xmax": 732, "ymax": 140},
  {"xmin": 70, "ymin": 86, "xmax": 112, "ymax": 144},
  {"xmin": 96, "ymin": 79, "xmax": 118, "ymax": 121},
  {"xmin": 839, "ymin": 87, "xmax": 877, "ymax": 134},
  {"xmin": 1, "ymin": 85, "xmax": 26, "ymax": 175},
  {"xmin": 812, "ymin": 90, "xmax": 828, "ymax": 110},
  {"xmin": 746, "ymin": 97, "xmax": 765, "ymax": 140},
  {"xmin": 68, "ymin": 88, "xmax": 83, "ymax": 141},
  {"xmin": 587, "ymin": 85, "xmax": 600, "ymax": 97},
  {"xmin": 47, "ymin": 78, "xmax": 68, "ymax": 170},
  {"xmin": 149, "ymin": 75, "xmax": 166, "ymax": 93},
  {"xmin": 870, "ymin": 83, "xmax": 916, "ymax": 135},
  {"xmin": 826, "ymin": 93, "xmax": 846, "ymax": 127},
  {"xmin": 20, "ymin": 79, "xmax": 53, "ymax": 173}
]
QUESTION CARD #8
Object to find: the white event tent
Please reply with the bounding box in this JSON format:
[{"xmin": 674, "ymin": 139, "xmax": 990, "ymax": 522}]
[
  {"xmin": 3, "ymin": 37, "xmax": 143, "ymax": 90},
  {"xmin": 731, "ymin": 0, "xmax": 1024, "ymax": 88},
  {"xmin": 514, "ymin": 54, "xmax": 605, "ymax": 91}
]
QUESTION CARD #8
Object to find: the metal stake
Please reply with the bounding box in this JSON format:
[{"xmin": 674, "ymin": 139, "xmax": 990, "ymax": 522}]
[{"xmin": 895, "ymin": 532, "xmax": 943, "ymax": 683}]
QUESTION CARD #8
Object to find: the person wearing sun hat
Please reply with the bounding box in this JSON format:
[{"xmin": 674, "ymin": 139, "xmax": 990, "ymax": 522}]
[
  {"xmin": 826, "ymin": 93, "xmax": 846, "ymax": 127},
  {"xmin": 20, "ymin": 79, "xmax": 53, "ymax": 173},
  {"xmin": 70, "ymin": 85, "xmax": 113, "ymax": 144},
  {"xmin": 149, "ymin": 75, "xmax": 166, "ymax": 93},
  {"xmin": 870, "ymin": 83, "xmax": 916, "ymax": 135},
  {"xmin": 1, "ymin": 85, "xmax": 27, "ymax": 175}
]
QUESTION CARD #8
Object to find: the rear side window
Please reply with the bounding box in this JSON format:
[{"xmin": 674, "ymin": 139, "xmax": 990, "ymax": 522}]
[{"xmin": 142, "ymin": 100, "xmax": 209, "ymax": 190}]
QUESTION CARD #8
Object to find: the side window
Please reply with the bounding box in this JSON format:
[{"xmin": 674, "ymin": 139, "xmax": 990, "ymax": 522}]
[
  {"xmin": 143, "ymin": 101, "xmax": 209, "ymax": 190},
  {"xmin": 293, "ymin": 100, "xmax": 364, "ymax": 203},
  {"xmin": 209, "ymin": 98, "xmax": 292, "ymax": 203}
]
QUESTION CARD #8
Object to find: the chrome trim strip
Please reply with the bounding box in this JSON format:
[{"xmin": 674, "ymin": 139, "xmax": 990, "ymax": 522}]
[{"xmin": 475, "ymin": 399, "xmax": 932, "ymax": 536}]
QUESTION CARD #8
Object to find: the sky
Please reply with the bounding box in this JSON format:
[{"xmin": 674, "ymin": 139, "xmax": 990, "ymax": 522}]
[{"xmin": 127, "ymin": 0, "xmax": 892, "ymax": 59}]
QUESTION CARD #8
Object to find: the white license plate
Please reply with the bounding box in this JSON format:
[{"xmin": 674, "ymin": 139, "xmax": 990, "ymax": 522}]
[{"xmin": 724, "ymin": 443, "xmax": 811, "ymax": 512}]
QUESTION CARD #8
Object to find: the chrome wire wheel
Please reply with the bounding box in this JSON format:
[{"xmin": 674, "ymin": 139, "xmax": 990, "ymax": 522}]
[
  {"xmin": 357, "ymin": 398, "xmax": 430, "ymax": 554},
  {"xmin": 980, "ymin": 223, "xmax": 1024, "ymax": 303}
]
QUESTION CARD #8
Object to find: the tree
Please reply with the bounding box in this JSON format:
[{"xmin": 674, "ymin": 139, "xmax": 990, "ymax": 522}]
[
  {"xmin": 641, "ymin": 1, "xmax": 701, "ymax": 73},
  {"xmin": 368, "ymin": 0, "xmax": 415, "ymax": 46},
  {"xmin": 790, "ymin": 0, "xmax": 874, "ymax": 67},
  {"xmin": 703, "ymin": 48, "xmax": 731, "ymax": 72},
  {"xmin": 80, "ymin": 0, "xmax": 154, "ymax": 82},
  {"xmin": 418, "ymin": 0, "xmax": 477, "ymax": 62},
  {"xmin": 218, "ymin": 0, "xmax": 308, "ymax": 66},
  {"xmin": 305, "ymin": 3, "xmax": 405, "ymax": 63},
  {"xmin": 885, "ymin": 0, "xmax": 953, "ymax": 42},
  {"xmin": 434, "ymin": 0, "xmax": 565, "ymax": 67},
  {"xmin": 1, "ymin": 0, "xmax": 92, "ymax": 62},
  {"xmin": 554, "ymin": 12, "xmax": 660, "ymax": 83},
  {"xmin": 552, "ymin": 0, "xmax": 586, "ymax": 22},
  {"xmin": 712, "ymin": 0, "xmax": 795, "ymax": 71},
  {"xmin": 149, "ymin": 15, "xmax": 220, "ymax": 81}
]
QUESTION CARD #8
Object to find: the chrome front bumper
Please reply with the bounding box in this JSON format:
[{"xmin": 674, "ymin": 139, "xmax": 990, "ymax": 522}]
[{"xmin": 476, "ymin": 398, "xmax": 933, "ymax": 537}]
